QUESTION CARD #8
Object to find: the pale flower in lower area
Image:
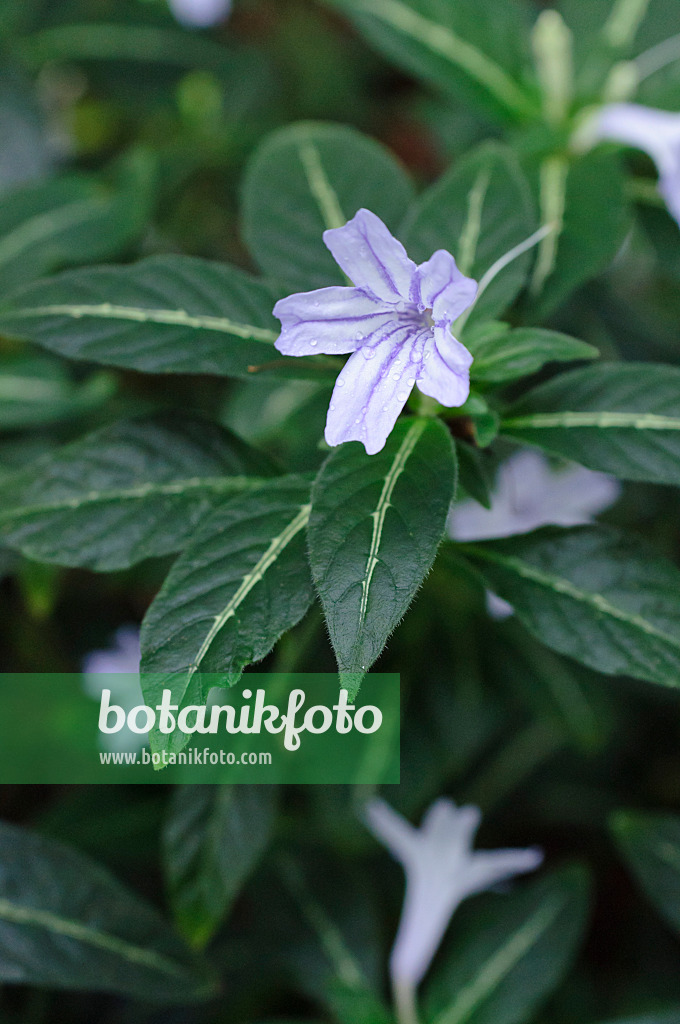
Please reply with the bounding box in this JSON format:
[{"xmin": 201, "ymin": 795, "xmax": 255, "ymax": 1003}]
[
  {"xmin": 586, "ymin": 102, "xmax": 680, "ymax": 226},
  {"xmin": 449, "ymin": 450, "xmax": 621, "ymax": 618},
  {"xmin": 274, "ymin": 208, "xmax": 476, "ymax": 455},
  {"xmin": 82, "ymin": 626, "xmax": 145, "ymax": 752},
  {"xmin": 363, "ymin": 797, "xmax": 542, "ymax": 998},
  {"xmin": 168, "ymin": 0, "xmax": 232, "ymax": 28}
]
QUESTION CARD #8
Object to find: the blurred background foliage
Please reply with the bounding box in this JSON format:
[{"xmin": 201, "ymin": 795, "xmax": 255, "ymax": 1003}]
[{"xmin": 1, "ymin": 0, "xmax": 680, "ymax": 1022}]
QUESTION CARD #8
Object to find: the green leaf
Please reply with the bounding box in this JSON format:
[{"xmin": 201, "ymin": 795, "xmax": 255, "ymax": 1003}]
[
  {"xmin": 455, "ymin": 440, "xmax": 493, "ymax": 508},
  {"xmin": 140, "ymin": 476, "xmax": 314, "ymax": 750},
  {"xmin": 323, "ymin": 0, "xmax": 536, "ymax": 122},
  {"xmin": 241, "ymin": 121, "xmax": 415, "ymax": 292},
  {"xmin": 0, "ymin": 354, "xmax": 115, "ymax": 430},
  {"xmin": 458, "ymin": 526, "xmax": 680, "ymax": 689},
  {"xmin": 531, "ymin": 152, "xmax": 631, "ymax": 319},
  {"xmin": 326, "ymin": 978, "xmax": 394, "ymax": 1024},
  {"xmin": 308, "ymin": 417, "xmax": 456, "ymax": 691},
  {"xmin": 401, "ymin": 144, "xmax": 536, "ymax": 324},
  {"xmin": 466, "ymin": 321, "xmax": 598, "ymax": 384},
  {"xmin": 588, "ymin": 1015, "xmax": 680, "ymax": 1024},
  {"xmin": 0, "ymin": 415, "xmax": 274, "ymax": 571},
  {"xmin": 612, "ymin": 810, "xmax": 680, "ymax": 938},
  {"xmin": 0, "ymin": 255, "xmax": 313, "ymax": 380},
  {"xmin": 426, "ymin": 865, "xmax": 590, "ymax": 1024},
  {"xmin": 501, "ymin": 362, "xmax": 680, "ymax": 486},
  {"xmin": 0, "ymin": 148, "xmax": 156, "ymax": 294},
  {"xmin": 164, "ymin": 785, "xmax": 277, "ymax": 948},
  {"xmin": 0, "ymin": 820, "xmax": 214, "ymax": 1002}
]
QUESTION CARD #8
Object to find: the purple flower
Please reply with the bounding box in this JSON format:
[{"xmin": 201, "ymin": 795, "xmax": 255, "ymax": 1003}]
[
  {"xmin": 82, "ymin": 626, "xmax": 145, "ymax": 753},
  {"xmin": 273, "ymin": 208, "xmax": 477, "ymax": 455},
  {"xmin": 588, "ymin": 103, "xmax": 680, "ymax": 226},
  {"xmin": 168, "ymin": 0, "xmax": 232, "ymax": 28}
]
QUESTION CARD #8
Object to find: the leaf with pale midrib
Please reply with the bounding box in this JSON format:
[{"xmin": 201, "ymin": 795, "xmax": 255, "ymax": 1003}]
[
  {"xmin": 308, "ymin": 417, "xmax": 456, "ymax": 694},
  {"xmin": 242, "ymin": 121, "xmax": 415, "ymax": 292},
  {"xmin": 458, "ymin": 525, "xmax": 680, "ymax": 689},
  {"xmin": 322, "ymin": 0, "xmax": 536, "ymax": 122},
  {"xmin": 0, "ymin": 255, "xmax": 330, "ymax": 380},
  {"xmin": 426, "ymin": 866, "xmax": 590, "ymax": 1024},
  {"xmin": 0, "ymin": 820, "xmax": 214, "ymax": 1002},
  {"xmin": 501, "ymin": 362, "xmax": 680, "ymax": 486},
  {"xmin": 141, "ymin": 476, "xmax": 315, "ymax": 755},
  {"xmin": 0, "ymin": 415, "xmax": 275, "ymax": 571}
]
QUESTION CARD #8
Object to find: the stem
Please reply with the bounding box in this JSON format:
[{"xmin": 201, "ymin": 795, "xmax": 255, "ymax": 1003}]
[
  {"xmin": 530, "ymin": 156, "xmax": 569, "ymax": 296},
  {"xmin": 635, "ymin": 30, "xmax": 680, "ymax": 80},
  {"xmin": 453, "ymin": 224, "xmax": 553, "ymax": 334},
  {"xmin": 393, "ymin": 977, "xmax": 422, "ymax": 1024}
]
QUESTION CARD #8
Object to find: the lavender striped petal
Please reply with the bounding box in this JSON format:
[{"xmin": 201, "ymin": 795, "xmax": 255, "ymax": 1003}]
[
  {"xmin": 417, "ymin": 325, "xmax": 471, "ymax": 407},
  {"xmin": 324, "ymin": 324, "xmax": 420, "ymax": 454},
  {"xmin": 416, "ymin": 250, "xmax": 478, "ymax": 324},
  {"xmin": 274, "ymin": 286, "xmax": 392, "ymax": 355},
  {"xmin": 323, "ymin": 208, "xmax": 416, "ymax": 304}
]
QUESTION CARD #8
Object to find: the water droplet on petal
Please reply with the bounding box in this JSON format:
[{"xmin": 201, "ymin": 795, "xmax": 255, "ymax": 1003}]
[
  {"xmin": 407, "ymin": 377, "xmax": 416, "ymax": 387},
  {"xmin": 355, "ymin": 331, "xmax": 364, "ymax": 341},
  {"xmin": 354, "ymin": 416, "xmax": 362, "ymax": 424},
  {"xmin": 391, "ymin": 372, "xmax": 400, "ymax": 381},
  {"xmin": 397, "ymin": 391, "xmax": 407, "ymax": 402},
  {"xmin": 363, "ymin": 347, "xmax": 375, "ymax": 360},
  {"xmin": 313, "ymin": 300, "xmax": 320, "ymax": 308},
  {"xmin": 336, "ymin": 378, "xmax": 345, "ymax": 387},
  {"xmin": 310, "ymin": 339, "xmax": 318, "ymax": 347},
  {"xmin": 382, "ymin": 404, "xmax": 389, "ymax": 412},
  {"xmin": 330, "ymin": 403, "xmax": 336, "ymax": 411}
]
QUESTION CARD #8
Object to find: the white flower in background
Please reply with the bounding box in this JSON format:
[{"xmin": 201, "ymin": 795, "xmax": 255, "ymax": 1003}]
[
  {"xmin": 82, "ymin": 626, "xmax": 146, "ymax": 752},
  {"xmin": 449, "ymin": 450, "xmax": 621, "ymax": 619},
  {"xmin": 168, "ymin": 0, "xmax": 232, "ymax": 28},
  {"xmin": 364, "ymin": 798, "xmax": 541, "ymax": 1023},
  {"xmin": 586, "ymin": 103, "xmax": 680, "ymax": 227}
]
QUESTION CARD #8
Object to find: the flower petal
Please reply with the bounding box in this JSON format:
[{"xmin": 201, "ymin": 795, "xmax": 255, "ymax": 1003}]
[
  {"xmin": 462, "ymin": 847, "xmax": 544, "ymax": 897},
  {"xmin": 593, "ymin": 104, "xmax": 680, "ymax": 226},
  {"xmin": 595, "ymin": 103, "xmax": 680, "ymax": 169},
  {"xmin": 323, "ymin": 208, "xmax": 416, "ymax": 304},
  {"xmin": 324, "ymin": 324, "xmax": 420, "ymax": 455},
  {"xmin": 363, "ymin": 798, "xmax": 419, "ymax": 865},
  {"xmin": 421, "ymin": 800, "xmax": 481, "ymax": 855},
  {"xmin": 416, "ymin": 250, "xmax": 478, "ymax": 324},
  {"xmin": 391, "ymin": 871, "xmax": 462, "ymax": 986},
  {"xmin": 417, "ymin": 325, "xmax": 472, "ymax": 407},
  {"xmin": 274, "ymin": 286, "xmax": 392, "ymax": 356}
]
